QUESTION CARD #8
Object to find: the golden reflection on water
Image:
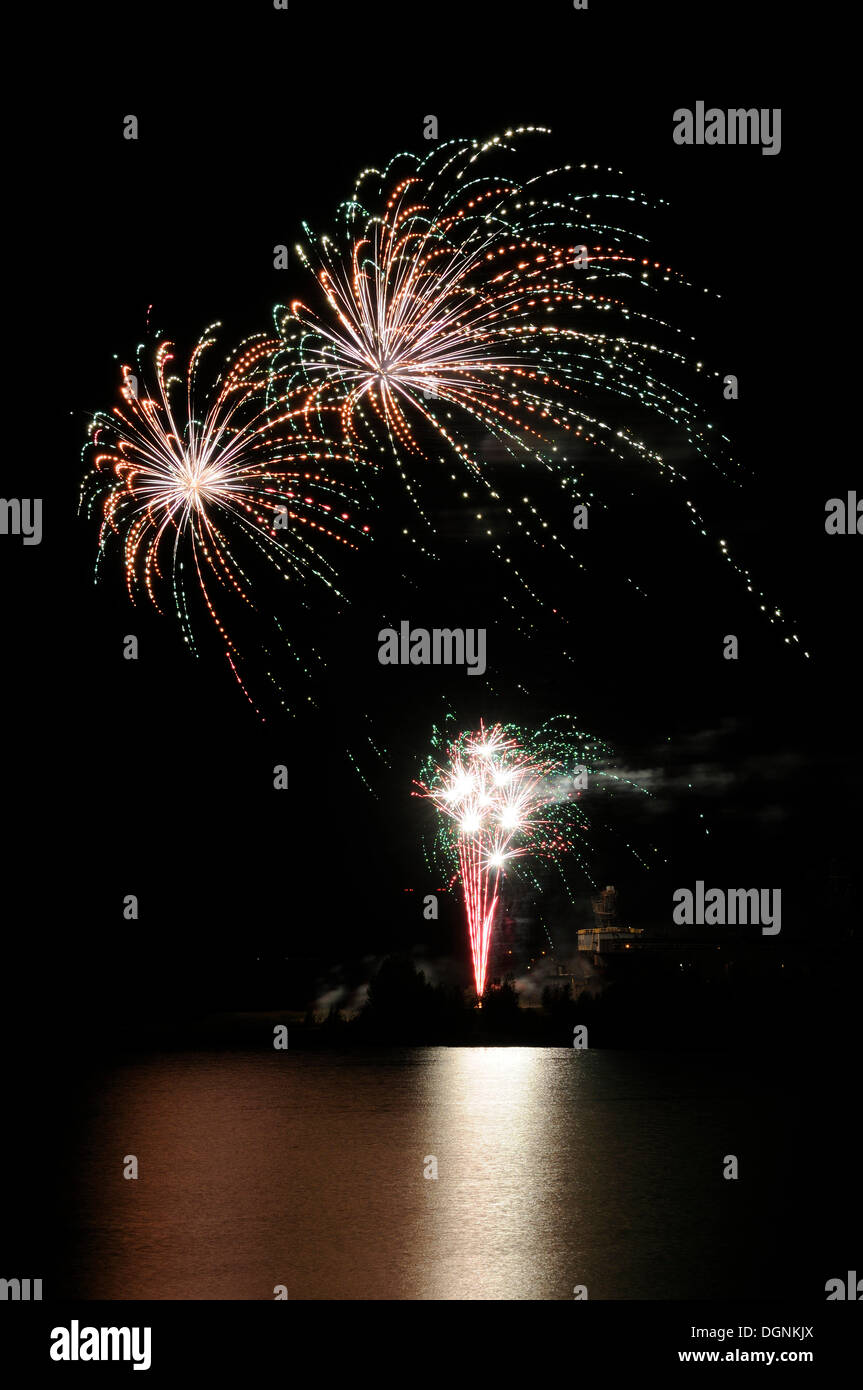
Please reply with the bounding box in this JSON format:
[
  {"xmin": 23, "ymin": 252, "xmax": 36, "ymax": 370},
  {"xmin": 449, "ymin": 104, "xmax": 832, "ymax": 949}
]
[
  {"xmin": 70, "ymin": 1047, "xmax": 771, "ymax": 1299},
  {"xmin": 417, "ymin": 1048, "xmax": 570, "ymax": 1299}
]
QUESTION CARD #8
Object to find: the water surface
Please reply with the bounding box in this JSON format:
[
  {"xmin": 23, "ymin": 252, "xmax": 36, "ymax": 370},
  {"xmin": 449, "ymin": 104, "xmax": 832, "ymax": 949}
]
[{"xmin": 67, "ymin": 1047, "xmax": 790, "ymax": 1299}]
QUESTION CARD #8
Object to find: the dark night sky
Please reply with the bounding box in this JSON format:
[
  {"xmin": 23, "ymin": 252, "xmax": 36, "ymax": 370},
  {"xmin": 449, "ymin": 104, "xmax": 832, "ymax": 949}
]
[{"xmin": 3, "ymin": 6, "xmax": 858, "ymax": 1017}]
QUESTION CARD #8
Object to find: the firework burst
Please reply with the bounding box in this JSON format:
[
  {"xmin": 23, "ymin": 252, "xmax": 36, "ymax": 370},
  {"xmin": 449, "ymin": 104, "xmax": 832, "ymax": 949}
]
[
  {"xmin": 274, "ymin": 128, "xmax": 804, "ymax": 653},
  {"xmin": 81, "ymin": 323, "xmax": 371, "ymax": 715},
  {"xmin": 414, "ymin": 716, "xmax": 655, "ymax": 997}
]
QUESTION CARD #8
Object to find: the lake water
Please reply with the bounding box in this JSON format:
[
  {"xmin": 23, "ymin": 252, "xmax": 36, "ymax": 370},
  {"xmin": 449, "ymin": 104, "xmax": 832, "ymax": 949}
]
[{"xmin": 64, "ymin": 1047, "xmax": 794, "ymax": 1299}]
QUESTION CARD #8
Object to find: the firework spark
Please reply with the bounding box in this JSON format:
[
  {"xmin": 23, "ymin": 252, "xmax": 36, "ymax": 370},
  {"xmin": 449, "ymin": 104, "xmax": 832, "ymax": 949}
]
[{"xmin": 414, "ymin": 716, "xmax": 655, "ymax": 997}]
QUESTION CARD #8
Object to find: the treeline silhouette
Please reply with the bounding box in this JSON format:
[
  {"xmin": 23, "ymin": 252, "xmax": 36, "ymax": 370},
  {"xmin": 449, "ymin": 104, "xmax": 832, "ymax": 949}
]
[{"xmin": 294, "ymin": 951, "xmax": 857, "ymax": 1051}]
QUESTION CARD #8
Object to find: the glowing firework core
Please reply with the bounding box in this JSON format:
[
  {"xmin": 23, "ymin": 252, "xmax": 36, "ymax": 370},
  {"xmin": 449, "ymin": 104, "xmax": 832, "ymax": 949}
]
[{"xmin": 417, "ymin": 723, "xmax": 551, "ymax": 997}]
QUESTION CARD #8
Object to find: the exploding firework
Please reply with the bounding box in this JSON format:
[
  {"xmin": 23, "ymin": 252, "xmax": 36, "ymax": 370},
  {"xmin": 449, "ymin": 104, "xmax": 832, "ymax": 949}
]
[
  {"xmin": 82, "ymin": 128, "xmax": 804, "ymax": 737},
  {"xmin": 274, "ymin": 128, "xmax": 804, "ymax": 653},
  {"xmin": 81, "ymin": 323, "xmax": 371, "ymax": 715},
  {"xmin": 414, "ymin": 716, "xmax": 655, "ymax": 997}
]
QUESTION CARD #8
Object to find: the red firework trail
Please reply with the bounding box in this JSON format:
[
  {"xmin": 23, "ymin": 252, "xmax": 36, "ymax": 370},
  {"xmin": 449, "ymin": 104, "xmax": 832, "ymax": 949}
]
[{"xmin": 458, "ymin": 833, "xmax": 501, "ymax": 999}]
